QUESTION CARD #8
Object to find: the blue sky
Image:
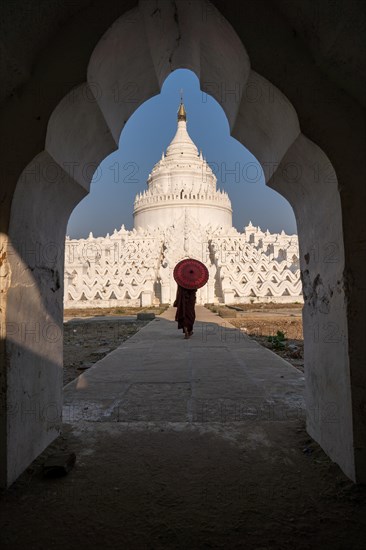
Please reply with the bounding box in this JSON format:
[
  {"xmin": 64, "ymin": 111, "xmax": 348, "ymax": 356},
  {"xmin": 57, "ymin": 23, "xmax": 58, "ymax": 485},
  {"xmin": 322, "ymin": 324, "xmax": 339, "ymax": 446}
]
[{"xmin": 67, "ymin": 69, "xmax": 297, "ymax": 238}]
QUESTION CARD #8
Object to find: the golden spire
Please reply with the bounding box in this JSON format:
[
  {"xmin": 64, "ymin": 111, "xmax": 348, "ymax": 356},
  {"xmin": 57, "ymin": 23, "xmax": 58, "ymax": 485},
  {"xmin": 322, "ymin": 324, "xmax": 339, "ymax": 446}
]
[{"xmin": 177, "ymin": 89, "xmax": 186, "ymax": 121}]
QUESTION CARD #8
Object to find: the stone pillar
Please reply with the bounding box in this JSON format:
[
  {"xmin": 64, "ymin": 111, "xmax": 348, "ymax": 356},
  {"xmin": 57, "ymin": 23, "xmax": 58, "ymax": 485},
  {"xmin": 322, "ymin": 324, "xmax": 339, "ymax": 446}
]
[
  {"xmin": 223, "ymin": 289, "xmax": 235, "ymax": 304},
  {"xmin": 140, "ymin": 290, "xmax": 152, "ymax": 307},
  {"xmin": 161, "ymin": 283, "xmax": 171, "ymax": 305}
]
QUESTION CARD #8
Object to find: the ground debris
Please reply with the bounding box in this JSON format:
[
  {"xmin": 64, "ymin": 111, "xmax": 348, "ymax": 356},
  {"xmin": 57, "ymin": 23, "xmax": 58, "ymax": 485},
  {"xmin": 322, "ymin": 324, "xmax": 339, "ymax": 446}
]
[{"xmin": 43, "ymin": 453, "xmax": 76, "ymax": 478}]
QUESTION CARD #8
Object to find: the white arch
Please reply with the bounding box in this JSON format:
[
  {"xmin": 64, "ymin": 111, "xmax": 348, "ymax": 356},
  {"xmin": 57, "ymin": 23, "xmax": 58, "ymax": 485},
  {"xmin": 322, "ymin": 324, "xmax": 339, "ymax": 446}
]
[{"xmin": 5, "ymin": 0, "xmax": 351, "ymax": 486}]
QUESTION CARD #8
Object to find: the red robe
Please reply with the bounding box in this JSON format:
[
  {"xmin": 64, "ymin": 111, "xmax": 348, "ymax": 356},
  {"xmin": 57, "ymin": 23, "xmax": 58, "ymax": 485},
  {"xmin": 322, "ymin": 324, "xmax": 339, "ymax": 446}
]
[{"xmin": 173, "ymin": 285, "xmax": 197, "ymax": 332}]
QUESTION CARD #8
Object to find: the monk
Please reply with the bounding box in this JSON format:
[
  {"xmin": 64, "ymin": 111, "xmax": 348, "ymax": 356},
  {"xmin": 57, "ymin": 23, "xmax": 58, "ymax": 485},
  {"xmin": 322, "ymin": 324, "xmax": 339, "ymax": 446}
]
[{"xmin": 173, "ymin": 284, "xmax": 197, "ymax": 339}]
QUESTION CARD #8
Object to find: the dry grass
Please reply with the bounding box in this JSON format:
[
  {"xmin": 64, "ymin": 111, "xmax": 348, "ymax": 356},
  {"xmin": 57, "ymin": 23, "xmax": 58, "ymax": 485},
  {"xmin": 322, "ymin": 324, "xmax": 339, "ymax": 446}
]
[{"xmin": 64, "ymin": 305, "xmax": 168, "ymax": 319}]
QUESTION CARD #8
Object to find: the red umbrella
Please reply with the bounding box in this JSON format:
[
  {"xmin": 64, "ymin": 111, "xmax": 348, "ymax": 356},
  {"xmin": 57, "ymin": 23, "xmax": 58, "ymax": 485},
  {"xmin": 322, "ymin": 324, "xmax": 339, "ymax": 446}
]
[{"xmin": 173, "ymin": 259, "xmax": 209, "ymax": 290}]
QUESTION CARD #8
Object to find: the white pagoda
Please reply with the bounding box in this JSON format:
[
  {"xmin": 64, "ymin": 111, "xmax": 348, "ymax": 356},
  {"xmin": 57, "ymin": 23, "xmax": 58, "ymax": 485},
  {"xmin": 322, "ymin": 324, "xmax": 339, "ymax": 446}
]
[
  {"xmin": 134, "ymin": 102, "xmax": 232, "ymax": 230},
  {"xmin": 64, "ymin": 102, "xmax": 302, "ymax": 308}
]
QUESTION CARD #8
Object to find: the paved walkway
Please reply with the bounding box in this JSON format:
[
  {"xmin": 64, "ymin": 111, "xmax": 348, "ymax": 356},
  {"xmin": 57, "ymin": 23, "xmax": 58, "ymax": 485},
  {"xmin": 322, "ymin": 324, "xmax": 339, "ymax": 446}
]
[
  {"xmin": 63, "ymin": 306, "xmax": 305, "ymax": 423},
  {"xmin": 3, "ymin": 308, "xmax": 364, "ymax": 550}
]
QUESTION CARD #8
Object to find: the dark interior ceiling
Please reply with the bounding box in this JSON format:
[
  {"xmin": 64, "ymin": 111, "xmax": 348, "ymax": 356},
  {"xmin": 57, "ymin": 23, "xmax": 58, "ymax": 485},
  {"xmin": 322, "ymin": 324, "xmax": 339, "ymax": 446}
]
[{"xmin": 0, "ymin": 0, "xmax": 365, "ymax": 107}]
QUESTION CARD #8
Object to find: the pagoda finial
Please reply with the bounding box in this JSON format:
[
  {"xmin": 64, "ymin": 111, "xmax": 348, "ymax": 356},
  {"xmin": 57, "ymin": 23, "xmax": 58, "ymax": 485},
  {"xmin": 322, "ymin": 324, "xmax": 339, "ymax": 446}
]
[{"xmin": 177, "ymin": 89, "xmax": 186, "ymax": 121}]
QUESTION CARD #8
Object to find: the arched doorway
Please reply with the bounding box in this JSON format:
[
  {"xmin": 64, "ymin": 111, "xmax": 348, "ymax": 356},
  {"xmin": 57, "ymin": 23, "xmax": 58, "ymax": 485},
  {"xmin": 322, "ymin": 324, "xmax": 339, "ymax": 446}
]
[{"xmin": 1, "ymin": 0, "xmax": 357, "ymax": 486}]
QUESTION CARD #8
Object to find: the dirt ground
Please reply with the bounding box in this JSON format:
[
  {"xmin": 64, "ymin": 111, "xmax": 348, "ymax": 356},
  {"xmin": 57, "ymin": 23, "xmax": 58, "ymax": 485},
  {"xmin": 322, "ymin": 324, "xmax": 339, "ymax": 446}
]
[
  {"xmin": 63, "ymin": 319, "xmax": 148, "ymax": 386},
  {"xmin": 63, "ymin": 306, "xmax": 166, "ymax": 386},
  {"xmin": 207, "ymin": 303, "xmax": 304, "ymax": 373},
  {"xmin": 1, "ymin": 420, "xmax": 365, "ymax": 549},
  {"xmin": 64, "ymin": 305, "xmax": 168, "ymax": 320}
]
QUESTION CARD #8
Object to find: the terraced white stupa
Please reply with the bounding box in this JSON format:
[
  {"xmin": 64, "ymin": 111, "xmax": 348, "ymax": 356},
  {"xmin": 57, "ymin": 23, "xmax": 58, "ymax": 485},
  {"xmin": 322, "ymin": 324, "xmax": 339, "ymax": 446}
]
[{"xmin": 64, "ymin": 102, "xmax": 302, "ymax": 308}]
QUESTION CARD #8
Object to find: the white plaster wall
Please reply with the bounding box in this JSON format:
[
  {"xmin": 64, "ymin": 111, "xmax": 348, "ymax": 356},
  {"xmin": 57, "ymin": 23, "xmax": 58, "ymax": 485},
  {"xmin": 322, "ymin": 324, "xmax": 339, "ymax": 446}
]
[
  {"xmin": 232, "ymin": 70, "xmax": 300, "ymax": 175},
  {"xmin": 134, "ymin": 201, "xmax": 232, "ymax": 230},
  {"xmin": 6, "ymin": 152, "xmax": 86, "ymax": 485},
  {"xmin": 87, "ymin": 6, "xmax": 160, "ymax": 144},
  {"xmin": 46, "ymin": 83, "xmax": 117, "ymax": 191},
  {"xmin": 269, "ymin": 134, "xmax": 353, "ymax": 480}
]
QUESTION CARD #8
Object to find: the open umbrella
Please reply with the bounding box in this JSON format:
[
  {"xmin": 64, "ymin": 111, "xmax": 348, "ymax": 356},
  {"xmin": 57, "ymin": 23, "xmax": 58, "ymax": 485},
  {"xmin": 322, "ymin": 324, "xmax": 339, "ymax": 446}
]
[{"xmin": 173, "ymin": 258, "xmax": 209, "ymax": 290}]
